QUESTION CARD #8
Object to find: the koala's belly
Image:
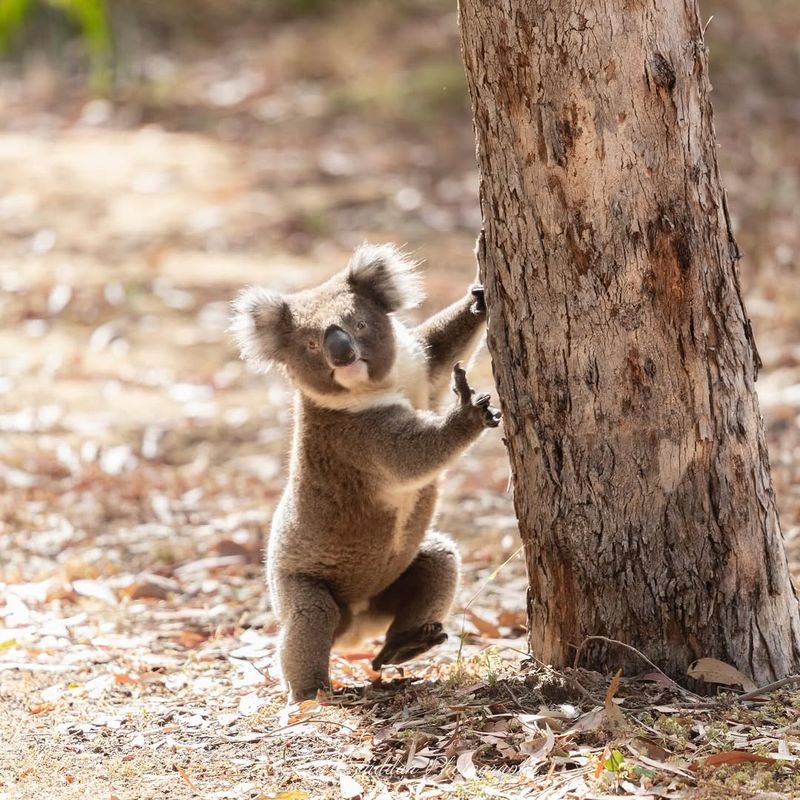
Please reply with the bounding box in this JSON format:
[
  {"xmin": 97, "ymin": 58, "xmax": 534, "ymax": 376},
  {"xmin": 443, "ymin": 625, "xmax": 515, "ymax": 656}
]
[
  {"xmin": 378, "ymin": 483, "xmax": 437, "ymax": 561},
  {"xmin": 269, "ymin": 482, "xmax": 438, "ymax": 603}
]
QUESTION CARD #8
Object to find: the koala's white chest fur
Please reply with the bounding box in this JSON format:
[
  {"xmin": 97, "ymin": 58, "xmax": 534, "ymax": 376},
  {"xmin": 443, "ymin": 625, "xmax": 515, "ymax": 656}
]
[
  {"xmin": 380, "ymin": 484, "xmax": 425, "ymax": 573},
  {"xmin": 378, "ymin": 320, "xmax": 433, "ymax": 558},
  {"xmin": 389, "ymin": 319, "xmax": 430, "ymax": 411}
]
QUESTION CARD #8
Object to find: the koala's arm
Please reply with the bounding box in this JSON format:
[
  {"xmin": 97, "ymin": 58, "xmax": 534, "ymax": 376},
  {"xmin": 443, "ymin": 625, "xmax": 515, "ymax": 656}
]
[
  {"xmin": 346, "ymin": 365, "xmax": 500, "ymax": 486},
  {"xmin": 415, "ymin": 286, "xmax": 486, "ymax": 403}
]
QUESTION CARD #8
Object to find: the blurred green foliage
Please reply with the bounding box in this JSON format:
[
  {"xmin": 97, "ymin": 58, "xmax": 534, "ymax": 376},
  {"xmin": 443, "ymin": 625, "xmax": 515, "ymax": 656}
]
[
  {"xmin": 0, "ymin": 0, "xmax": 455, "ymax": 92},
  {"xmin": 0, "ymin": 0, "xmax": 111, "ymax": 88}
]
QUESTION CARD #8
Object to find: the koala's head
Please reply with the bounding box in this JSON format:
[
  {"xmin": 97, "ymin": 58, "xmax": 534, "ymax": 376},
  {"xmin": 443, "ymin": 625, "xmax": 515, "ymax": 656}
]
[{"xmin": 231, "ymin": 244, "xmax": 423, "ymax": 406}]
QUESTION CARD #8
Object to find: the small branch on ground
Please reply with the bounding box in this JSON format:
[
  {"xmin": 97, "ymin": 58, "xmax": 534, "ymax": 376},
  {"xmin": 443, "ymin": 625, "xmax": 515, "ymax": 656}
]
[{"xmin": 572, "ymin": 634, "xmax": 701, "ymax": 699}]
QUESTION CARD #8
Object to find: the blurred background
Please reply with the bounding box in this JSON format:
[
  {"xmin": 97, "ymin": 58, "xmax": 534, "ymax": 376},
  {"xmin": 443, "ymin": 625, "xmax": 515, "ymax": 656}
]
[
  {"xmin": 0, "ymin": 0, "xmax": 798, "ymax": 793},
  {"xmin": 0, "ymin": 0, "xmax": 799, "ymax": 599}
]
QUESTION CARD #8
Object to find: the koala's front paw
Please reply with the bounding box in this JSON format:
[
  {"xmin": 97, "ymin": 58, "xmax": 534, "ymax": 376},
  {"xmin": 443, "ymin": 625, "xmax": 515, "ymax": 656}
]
[
  {"xmin": 452, "ymin": 362, "xmax": 502, "ymax": 428},
  {"xmin": 473, "ymin": 392, "xmax": 502, "ymax": 428},
  {"xmin": 470, "ymin": 284, "xmax": 486, "ymax": 314}
]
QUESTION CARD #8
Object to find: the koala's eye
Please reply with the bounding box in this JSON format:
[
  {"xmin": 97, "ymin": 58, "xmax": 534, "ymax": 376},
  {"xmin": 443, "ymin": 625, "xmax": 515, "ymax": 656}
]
[
  {"xmin": 355, "ymin": 320, "xmax": 367, "ymax": 332},
  {"xmin": 307, "ymin": 339, "xmax": 320, "ymax": 352}
]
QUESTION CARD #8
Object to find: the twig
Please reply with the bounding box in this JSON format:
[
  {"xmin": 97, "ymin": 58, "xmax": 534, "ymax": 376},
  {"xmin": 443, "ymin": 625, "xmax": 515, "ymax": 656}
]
[
  {"xmin": 227, "ymin": 654, "xmax": 269, "ymax": 681},
  {"xmin": 619, "ymin": 674, "xmax": 800, "ymax": 712},
  {"xmin": 463, "ymin": 546, "xmax": 525, "ymax": 612},
  {"xmin": 566, "ymin": 675, "xmax": 598, "ymax": 703},
  {"xmin": 730, "ymin": 674, "xmax": 800, "ymax": 703},
  {"xmin": 503, "ymin": 681, "xmax": 523, "ymax": 707},
  {"xmin": 474, "ymin": 642, "xmax": 533, "ymax": 660},
  {"xmin": 456, "ymin": 546, "xmax": 524, "ymax": 661},
  {"xmin": 219, "ymin": 714, "xmax": 360, "ymax": 741},
  {"xmin": 573, "ymin": 634, "xmax": 700, "ymax": 699},
  {"xmin": 573, "ymin": 635, "xmax": 661, "ymax": 675}
]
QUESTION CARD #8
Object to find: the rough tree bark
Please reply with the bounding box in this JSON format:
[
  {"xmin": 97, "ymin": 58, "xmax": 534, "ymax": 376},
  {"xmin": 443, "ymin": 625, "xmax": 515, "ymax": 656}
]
[{"xmin": 458, "ymin": 0, "xmax": 800, "ymax": 683}]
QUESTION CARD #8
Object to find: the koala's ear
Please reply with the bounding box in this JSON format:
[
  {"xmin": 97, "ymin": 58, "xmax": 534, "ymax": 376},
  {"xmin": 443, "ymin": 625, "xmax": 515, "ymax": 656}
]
[
  {"xmin": 346, "ymin": 243, "xmax": 424, "ymax": 312},
  {"xmin": 230, "ymin": 287, "xmax": 293, "ymax": 372}
]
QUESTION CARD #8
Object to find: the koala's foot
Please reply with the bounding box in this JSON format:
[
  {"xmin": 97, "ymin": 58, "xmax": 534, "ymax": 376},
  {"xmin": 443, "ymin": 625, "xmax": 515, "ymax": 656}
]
[
  {"xmin": 470, "ymin": 284, "xmax": 486, "ymax": 314},
  {"xmin": 372, "ymin": 622, "xmax": 448, "ymax": 670},
  {"xmin": 289, "ymin": 681, "xmax": 329, "ymax": 704},
  {"xmin": 453, "ymin": 363, "xmax": 502, "ymax": 428}
]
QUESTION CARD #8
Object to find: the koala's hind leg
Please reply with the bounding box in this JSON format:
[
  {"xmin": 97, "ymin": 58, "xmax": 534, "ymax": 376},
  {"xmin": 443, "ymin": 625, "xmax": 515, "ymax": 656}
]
[
  {"xmin": 274, "ymin": 574, "xmax": 343, "ymax": 702},
  {"xmin": 370, "ymin": 532, "xmax": 460, "ymax": 670}
]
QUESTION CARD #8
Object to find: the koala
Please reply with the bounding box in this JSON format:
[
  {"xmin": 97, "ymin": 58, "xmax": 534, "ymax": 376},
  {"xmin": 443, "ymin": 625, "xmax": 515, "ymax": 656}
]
[{"xmin": 231, "ymin": 243, "xmax": 500, "ymax": 702}]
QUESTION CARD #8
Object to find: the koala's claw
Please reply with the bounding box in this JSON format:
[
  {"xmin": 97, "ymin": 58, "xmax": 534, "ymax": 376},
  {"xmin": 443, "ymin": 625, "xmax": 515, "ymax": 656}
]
[
  {"xmin": 453, "ymin": 365, "xmax": 502, "ymax": 427},
  {"xmin": 484, "ymin": 406, "xmax": 502, "ymax": 427},
  {"xmin": 470, "ymin": 284, "xmax": 486, "ymax": 314},
  {"xmin": 372, "ymin": 622, "xmax": 448, "ymax": 670},
  {"xmin": 473, "ymin": 392, "xmax": 502, "ymax": 426}
]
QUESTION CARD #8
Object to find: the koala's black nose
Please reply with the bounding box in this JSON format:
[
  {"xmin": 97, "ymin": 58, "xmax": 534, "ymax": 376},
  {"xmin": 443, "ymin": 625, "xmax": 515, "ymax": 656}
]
[{"xmin": 323, "ymin": 325, "xmax": 357, "ymax": 367}]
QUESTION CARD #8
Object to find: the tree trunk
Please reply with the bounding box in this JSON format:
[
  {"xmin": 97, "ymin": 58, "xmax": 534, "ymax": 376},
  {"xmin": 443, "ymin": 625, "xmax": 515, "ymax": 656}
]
[{"xmin": 458, "ymin": 0, "xmax": 800, "ymax": 683}]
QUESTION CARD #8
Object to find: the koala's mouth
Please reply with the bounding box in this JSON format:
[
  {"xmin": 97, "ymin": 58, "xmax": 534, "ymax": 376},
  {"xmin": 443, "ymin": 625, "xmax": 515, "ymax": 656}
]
[{"xmin": 331, "ymin": 359, "xmax": 370, "ymax": 388}]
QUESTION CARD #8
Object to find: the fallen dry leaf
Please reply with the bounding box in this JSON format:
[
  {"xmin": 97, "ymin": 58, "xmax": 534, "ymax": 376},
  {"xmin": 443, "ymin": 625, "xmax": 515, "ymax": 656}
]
[
  {"xmin": 29, "ymin": 703, "xmax": 55, "ymax": 714},
  {"xmin": 630, "ymin": 736, "xmax": 670, "ymax": 761},
  {"xmin": 338, "ymin": 651, "xmax": 376, "ymax": 661},
  {"xmin": 113, "ymin": 672, "xmax": 141, "ymax": 686},
  {"xmin": 339, "ymin": 773, "xmax": 364, "ymax": 799},
  {"xmin": 700, "ymin": 751, "xmax": 776, "ymax": 768},
  {"xmin": 177, "ymin": 630, "xmax": 208, "ymax": 648},
  {"xmin": 637, "ymin": 754, "xmax": 694, "ymax": 779},
  {"xmin": 563, "ymin": 707, "xmax": 605, "ymax": 735},
  {"xmin": 456, "ymin": 749, "xmax": 478, "ymax": 780},
  {"xmin": 603, "ymin": 669, "xmax": 626, "ymax": 728},
  {"xmin": 212, "ymin": 538, "xmax": 257, "ymax": 560},
  {"xmin": 465, "ymin": 609, "xmax": 501, "ymax": 638},
  {"xmin": 497, "ymin": 608, "xmax": 527, "ymax": 631},
  {"xmin": 284, "ymin": 699, "xmax": 321, "ymax": 726},
  {"xmin": 71, "ymin": 579, "xmax": 117, "ymax": 605},
  {"xmin": 173, "ymin": 764, "xmax": 198, "ymax": 791},
  {"xmin": 687, "ymin": 657, "xmax": 758, "ymax": 691},
  {"xmin": 238, "ymin": 691, "xmax": 267, "ymax": 715},
  {"xmin": 520, "ymin": 724, "xmax": 555, "ymax": 768},
  {"xmin": 595, "ymin": 745, "xmax": 611, "ymax": 778},
  {"xmin": 121, "ymin": 581, "xmax": 171, "ymax": 601}
]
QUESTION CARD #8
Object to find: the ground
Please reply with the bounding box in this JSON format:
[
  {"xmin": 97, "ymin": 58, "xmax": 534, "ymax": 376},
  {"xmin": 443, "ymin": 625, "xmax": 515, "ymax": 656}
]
[{"xmin": 1, "ymin": 1, "xmax": 800, "ymax": 798}]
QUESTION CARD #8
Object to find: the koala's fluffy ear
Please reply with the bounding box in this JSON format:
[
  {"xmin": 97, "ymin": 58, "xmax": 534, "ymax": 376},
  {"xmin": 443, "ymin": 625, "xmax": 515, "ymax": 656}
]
[
  {"xmin": 230, "ymin": 287, "xmax": 292, "ymax": 372},
  {"xmin": 346, "ymin": 243, "xmax": 424, "ymax": 312}
]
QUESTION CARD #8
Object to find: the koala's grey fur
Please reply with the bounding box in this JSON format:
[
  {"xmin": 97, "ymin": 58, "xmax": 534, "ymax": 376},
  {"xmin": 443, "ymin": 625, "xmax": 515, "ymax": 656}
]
[{"xmin": 231, "ymin": 243, "xmax": 500, "ymax": 702}]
